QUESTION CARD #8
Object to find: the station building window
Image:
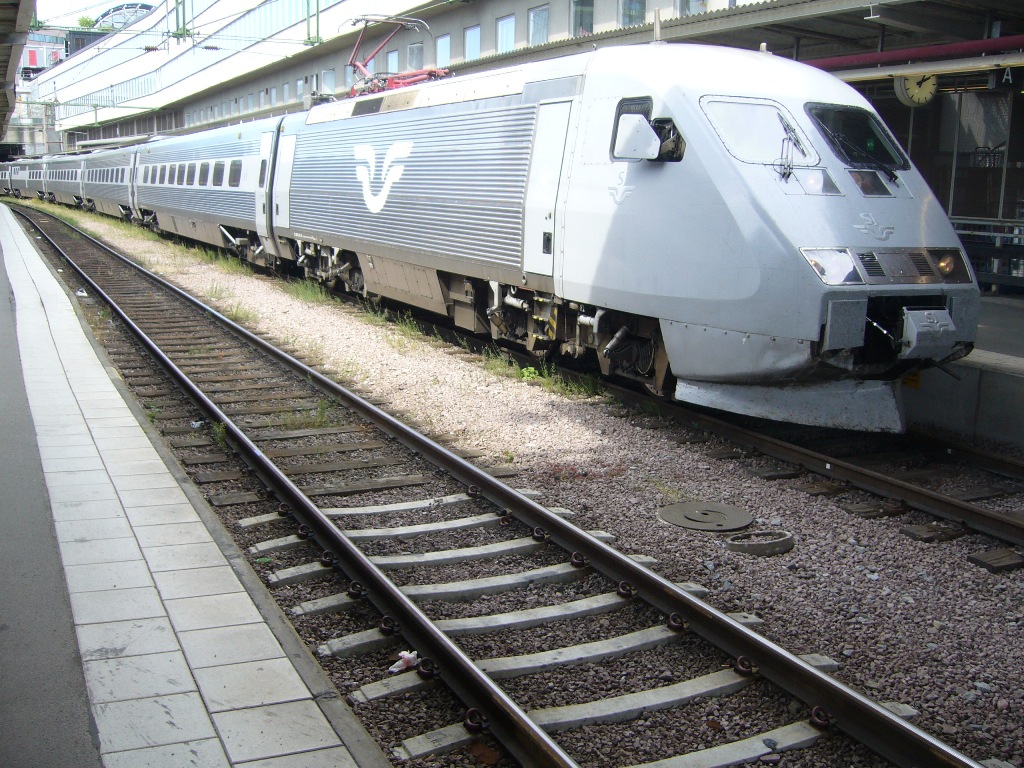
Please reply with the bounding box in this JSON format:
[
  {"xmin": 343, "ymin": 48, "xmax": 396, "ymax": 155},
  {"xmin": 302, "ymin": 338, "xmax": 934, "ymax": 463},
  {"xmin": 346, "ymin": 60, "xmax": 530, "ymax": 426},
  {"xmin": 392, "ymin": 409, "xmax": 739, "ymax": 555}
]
[
  {"xmin": 386, "ymin": 50, "xmax": 398, "ymax": 72},
  {"xmin": 408, "ymin": 41, "xmax": 423, "ymax": 70},
  {"xmin": 436, "ymin": 34, "xmax": 450, "ymax": 68},
  {"xmin": 572, "ymin": 0, "xmax": 594, "ymax": 35},
  {"xmin": 465, "ymin": 25, "xmax": 480, "ymax": 61},
  {"xmin": 270, "ymin": 86, "xmax": 277, "ymax": 106},
  {"xmin": 529, "ymin": 6, "xmax": 549, "ymax": 45},
  {"xmin": 322, "ymin": 69, "xmax": 335, "ymax": 93},
  {"xmin": 296, "ymin": 79, "xmax": 303, "ymax": 101},
  {"xmin": 621, "ymin": 0, "xmax": 646, "ymax": 26},
  {"xmin": 497, "ymin": 15, "xmax": 515, "ymax": 54}
]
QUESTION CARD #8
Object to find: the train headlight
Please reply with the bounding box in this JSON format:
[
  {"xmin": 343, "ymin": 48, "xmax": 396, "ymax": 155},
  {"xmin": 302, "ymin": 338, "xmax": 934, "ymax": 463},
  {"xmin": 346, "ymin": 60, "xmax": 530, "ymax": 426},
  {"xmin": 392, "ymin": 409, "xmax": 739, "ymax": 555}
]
[
  {"xmin": 800, "ymin": 248, "xmax": 864, "ymax": 285},
  {"xmin": 928, "ymin": 248, "xmax": 974, "ymax": 283}
]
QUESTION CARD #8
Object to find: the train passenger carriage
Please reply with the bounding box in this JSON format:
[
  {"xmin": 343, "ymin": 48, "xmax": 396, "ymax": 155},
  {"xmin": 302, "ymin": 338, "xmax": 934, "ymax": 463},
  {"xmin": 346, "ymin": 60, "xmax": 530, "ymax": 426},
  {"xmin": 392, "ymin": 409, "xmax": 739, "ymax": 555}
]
[
  {"xmin": 133, "ymin": 120, "xmax": 278, "ymax": 263},
  {"xmin": 81, "ymin": 146, "xmax": 138, "ymax": 219},
  {"xmin": 22, "ymin": 158, "xmax": 47, "ymax": 200},
  {"xmin": 45, "ymin": 154, "xmax": 84, "ymax": 207},
  {"xmin": 0, "ymin": 163, "xmax": 10, "ymax": 195}
]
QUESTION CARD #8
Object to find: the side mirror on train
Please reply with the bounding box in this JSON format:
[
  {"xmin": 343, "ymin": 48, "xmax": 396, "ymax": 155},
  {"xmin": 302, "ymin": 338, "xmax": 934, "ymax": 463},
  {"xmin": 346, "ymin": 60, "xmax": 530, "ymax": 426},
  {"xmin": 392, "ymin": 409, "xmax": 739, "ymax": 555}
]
[{"xmin": 612, "ymin": 114, "xmax": 661, "ymax": 161}]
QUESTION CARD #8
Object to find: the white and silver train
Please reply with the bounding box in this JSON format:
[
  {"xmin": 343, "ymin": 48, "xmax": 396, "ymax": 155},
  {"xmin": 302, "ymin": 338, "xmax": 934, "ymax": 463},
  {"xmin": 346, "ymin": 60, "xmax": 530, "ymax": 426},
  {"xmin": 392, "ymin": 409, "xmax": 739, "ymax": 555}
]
[{"xmin": 3, "ymin": 44, "xmax": 979, "ymax": 432}]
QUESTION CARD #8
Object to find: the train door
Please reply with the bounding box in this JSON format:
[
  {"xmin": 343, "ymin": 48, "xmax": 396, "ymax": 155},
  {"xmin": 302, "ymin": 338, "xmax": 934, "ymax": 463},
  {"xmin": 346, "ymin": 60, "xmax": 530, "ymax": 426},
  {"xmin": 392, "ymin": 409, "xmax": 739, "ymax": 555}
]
[
  {"xmin": 523, "ymin": 101, "xmax": 572, "ymax": 277},
  {"xmin": 256, "ymin": 128, "xmax": 281, "ymax": 259},
  {"xmin": 271, "ymin": 133, "xmax": 296, "ymax": 236}
]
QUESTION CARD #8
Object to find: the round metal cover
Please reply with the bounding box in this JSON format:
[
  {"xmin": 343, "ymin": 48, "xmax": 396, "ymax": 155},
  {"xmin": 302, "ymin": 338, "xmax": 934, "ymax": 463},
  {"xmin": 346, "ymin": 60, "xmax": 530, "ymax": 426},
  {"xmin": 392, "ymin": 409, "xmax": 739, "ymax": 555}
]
[{"xmin": 657, "ymin": 502, "xmax": 752, "ymax": 531}]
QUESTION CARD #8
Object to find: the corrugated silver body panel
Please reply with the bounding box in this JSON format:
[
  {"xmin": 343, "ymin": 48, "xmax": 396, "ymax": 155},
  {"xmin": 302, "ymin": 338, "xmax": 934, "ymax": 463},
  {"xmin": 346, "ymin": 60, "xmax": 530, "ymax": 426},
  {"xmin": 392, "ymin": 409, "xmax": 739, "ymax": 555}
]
[{"xmin": 286, "ymin": 104, "xmax": 537, "ymax": 271}]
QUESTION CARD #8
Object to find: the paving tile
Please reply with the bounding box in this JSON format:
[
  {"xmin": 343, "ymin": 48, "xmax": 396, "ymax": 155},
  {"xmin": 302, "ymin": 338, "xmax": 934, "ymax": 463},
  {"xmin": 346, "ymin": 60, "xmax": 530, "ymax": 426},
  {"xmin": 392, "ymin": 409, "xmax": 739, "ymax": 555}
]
[
  {"xmin": 91, "ymin": 425, "xmax": 147, "ymax": 441},
  {"xmin": 99, "ymin": 446, "xmax": 163, "ymax": 464},
  {"xmin": 44, "ymin": 468, "xmax": 114, "ymax": 489},
  {"xmin": 95, "ymin": 435, "xmax": 156, "ymax": 451},
  {"xmin": 135, "ymin": 522, "xmax": 214, "ymax": 549},
  {"xmin": 113, "ymin": 472, "xmax": 182, "ymax": 493},
  {"xmin": 81, "ymin": 411, "xmax": 137, "ymax": 423},
  {"xmin": 77, "ymin": 617, "xmax": 180, "ymax": 661},
  {"xmin": 153, "ymin": 566, "xmax": 244, "ymax": 601},
  {"xmin": 94, "ymin": 693, "xmax": 216, "ymax": 754},
  {"xmin": 165, "ymin": 592, "xmax": 263, "ymax": 632},
  {"xmin": 195, "ymin": 657, "xmax": 310, "ymax": 712},
  {"xmin": 144, "ymin": 542, "xmax": 227, "ymax": 573},
  {"xmin": 59, "ymin": 536, "xmax": 143, "ymax": 567},
  {"xmin": 98, "ymin": 738, "xmax": 230, "ymax": 768},
  {"xmin": 36, "ymin": 432, "xmax": 96, "ymax": 448},
  {"xmin": 70, "ymin": 586, "xmax": 166, "ymax": 625},
  {"xmin": 51, "ymin": 499, "xmax": 126, "ymax": 522},
  {"xmin": 65, "ymin": 560, "xmax": 154, "ymax": 594},
  {"xmin": 41, "ymin": 454, "xmax": 106, "ymax": 473},
  {"xmin": 212, "ymin": 700, "xmax": 341, "ymax": 764},
  {"xmin": 55, "ymin": 516, "xmax": 134, "ymax": 543},
  {"xmin": 47, "ymin": 481, "xmax": 119, "ymax": 504},
  {"xmin": 105, "ymin": 459, "xmax": 172, "ymax": 477},
  {"xmin": 124, "ymin": 502, "xmax": 201, "ymax": 527},
  {"xmin": 38, "ymin": 444, "xmax": 102, "ymax": 461},
  {"xmin": 235, "ymin": 746, "xmax": 358, "ymax": 768},
  {"xmin": 84, "ymin": 651, "xmax": 197, "ymax": 704},
  {"xmin": 118, "ymin": 486, "xmax": 191, "ymax": 508},
  {"xmin": 178, "ymin": 624, "xmax": 283, "ymax": 669},
  {"xmin": 94, "ymin": 741, "xmax": 230, "ymax": 768}
]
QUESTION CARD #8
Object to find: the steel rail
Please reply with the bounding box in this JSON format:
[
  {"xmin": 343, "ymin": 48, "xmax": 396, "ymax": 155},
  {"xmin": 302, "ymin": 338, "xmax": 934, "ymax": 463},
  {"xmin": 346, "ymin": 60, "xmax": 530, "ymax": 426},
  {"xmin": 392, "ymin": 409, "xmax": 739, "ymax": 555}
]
[{"xmin": 18, "ymin": 209, "xmax": 987, "ymax": 768}]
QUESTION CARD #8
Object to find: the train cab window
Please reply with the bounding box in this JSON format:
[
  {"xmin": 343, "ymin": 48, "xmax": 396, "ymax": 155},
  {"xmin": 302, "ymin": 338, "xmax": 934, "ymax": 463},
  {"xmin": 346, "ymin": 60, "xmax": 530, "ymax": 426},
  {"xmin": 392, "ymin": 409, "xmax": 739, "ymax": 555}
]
[
  {"xmin": 198, "ymin": 162, "xmax": 210, "ymax": 185},
  {"xmin": 702, "ymin": 97, "xmax": 817, "ymax": 170},
  {"xmin": 177, "ymin": 165, "xmax": 187, "ymax": 185},
  {"xmin": 186, "ymin": 163, "xmax": 196, "ymax": 185},
  {"xmin": 806, "ymin": 104, "xmax": 908, "ymax": 178}
]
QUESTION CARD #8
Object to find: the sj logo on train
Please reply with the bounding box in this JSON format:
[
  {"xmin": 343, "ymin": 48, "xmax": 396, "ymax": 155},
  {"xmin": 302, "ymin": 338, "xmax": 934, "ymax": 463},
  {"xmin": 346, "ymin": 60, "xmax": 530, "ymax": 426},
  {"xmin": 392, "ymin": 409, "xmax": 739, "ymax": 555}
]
[{"xmin": 353, "ymin": 142, "xmax": 413, "ymax": 213}]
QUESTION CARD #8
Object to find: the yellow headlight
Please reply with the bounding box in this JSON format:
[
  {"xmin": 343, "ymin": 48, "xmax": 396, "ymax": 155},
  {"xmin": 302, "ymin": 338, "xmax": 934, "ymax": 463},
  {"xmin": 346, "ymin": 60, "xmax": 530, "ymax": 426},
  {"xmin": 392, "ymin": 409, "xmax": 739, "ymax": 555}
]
[{"xmin": 937, "ymin": 253, "xmax": 956, "ymax": 275}]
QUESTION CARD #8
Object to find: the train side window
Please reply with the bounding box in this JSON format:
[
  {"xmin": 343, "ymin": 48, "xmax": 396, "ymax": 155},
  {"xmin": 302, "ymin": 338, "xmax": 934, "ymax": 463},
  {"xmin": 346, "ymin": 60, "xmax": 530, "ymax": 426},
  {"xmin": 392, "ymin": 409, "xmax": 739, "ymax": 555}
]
[
  {"xmin": 143, "ymin": 167, "xmax": 150, "ymax": 184},
  {"xmin": 258, "ymin": 159, "xmax": 267, "ymax": 188},
  {"xmin": 228, "ymin": 160, "xmax": 242, "ymax": 187},
  {"xmin": 198, "ymin": 162, "xmax": 210, "ymax": 185},
  {"xmin": 177, "ymin": 165, "xmax": 187, "ymax": 185},
  {"xmin": 168, "ymin": 164, "xmax": 176, "ymax": 183},
  {"xmin": 159, "ymin": 165, "xmax": 167, "ymax": 184},
  {"xmin": 212, "ymin": 161, "xmax": 225, "ymax": 186},
  {"xmin": 186, "ymin": 163, "xmax": 196, "ymax": 185},
  {"xmin": 611, "ymin": 97, "xmax": 685, "ymax": 163}
]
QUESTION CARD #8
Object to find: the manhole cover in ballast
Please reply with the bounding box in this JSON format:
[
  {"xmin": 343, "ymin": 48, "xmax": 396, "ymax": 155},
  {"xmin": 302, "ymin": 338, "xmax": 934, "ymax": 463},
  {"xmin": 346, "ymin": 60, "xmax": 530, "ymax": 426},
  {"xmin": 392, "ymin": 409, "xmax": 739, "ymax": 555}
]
[{"xmin": 657, "ymin": 502, "xmax": 752, "ymax": 531}]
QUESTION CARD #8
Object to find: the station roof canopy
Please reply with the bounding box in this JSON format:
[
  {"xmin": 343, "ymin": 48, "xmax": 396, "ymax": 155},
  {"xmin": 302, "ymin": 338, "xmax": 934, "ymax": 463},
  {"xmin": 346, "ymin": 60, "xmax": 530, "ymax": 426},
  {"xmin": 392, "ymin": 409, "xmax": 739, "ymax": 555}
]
[{"xmin": 0, "ymin": 0, "xmax": 33, "ymax": 135}]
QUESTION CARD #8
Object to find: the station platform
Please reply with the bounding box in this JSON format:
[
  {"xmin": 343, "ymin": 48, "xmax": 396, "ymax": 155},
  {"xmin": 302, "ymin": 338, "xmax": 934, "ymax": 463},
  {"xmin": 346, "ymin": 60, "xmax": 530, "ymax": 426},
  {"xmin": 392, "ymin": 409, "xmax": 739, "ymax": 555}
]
[
  {"xmin": 0, "ymin": 204, "xmax": 390, "ymax": 767},
  {"xmin": 904, "ymin": 295, "xmax": 1024, "ymax": 447}
]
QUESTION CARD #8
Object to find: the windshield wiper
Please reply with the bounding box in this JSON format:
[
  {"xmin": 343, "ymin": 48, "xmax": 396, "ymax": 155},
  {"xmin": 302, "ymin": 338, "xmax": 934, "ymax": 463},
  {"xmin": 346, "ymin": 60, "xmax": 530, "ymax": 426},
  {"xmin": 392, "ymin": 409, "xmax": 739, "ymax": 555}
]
[{"xmin": 819, "ymin": 122, "xmax": 899, "ymax": 182}]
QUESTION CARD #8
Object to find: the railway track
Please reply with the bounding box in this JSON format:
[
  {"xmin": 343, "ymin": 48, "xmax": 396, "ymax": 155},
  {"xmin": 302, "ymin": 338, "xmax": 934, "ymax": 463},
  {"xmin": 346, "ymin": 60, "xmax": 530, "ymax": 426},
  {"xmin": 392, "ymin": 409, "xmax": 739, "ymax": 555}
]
[{"xmin": 13, "ymin": 204, "xmax": 993, "ymax": 768}]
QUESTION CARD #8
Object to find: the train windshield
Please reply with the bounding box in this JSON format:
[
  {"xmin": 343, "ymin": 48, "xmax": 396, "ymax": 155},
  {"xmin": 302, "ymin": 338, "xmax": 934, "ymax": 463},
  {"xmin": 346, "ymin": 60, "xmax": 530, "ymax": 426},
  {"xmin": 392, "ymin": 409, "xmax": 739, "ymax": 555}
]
[
  {"xmin": 806, "ymin": 104, "xmax": 909, "ymax": 178},
  {"xmin": 700, "ymin": 97, "xmax": 818, "ymax": 167}
]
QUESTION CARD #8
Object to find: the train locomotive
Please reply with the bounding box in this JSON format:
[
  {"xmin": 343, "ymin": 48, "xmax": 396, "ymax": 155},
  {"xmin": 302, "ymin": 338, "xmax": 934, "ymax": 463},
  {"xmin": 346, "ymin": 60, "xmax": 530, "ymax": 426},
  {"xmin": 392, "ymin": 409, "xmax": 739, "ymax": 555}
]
[{"xmin": 3, "ymin": 43, "xmax": 979, "ymax": 432}]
